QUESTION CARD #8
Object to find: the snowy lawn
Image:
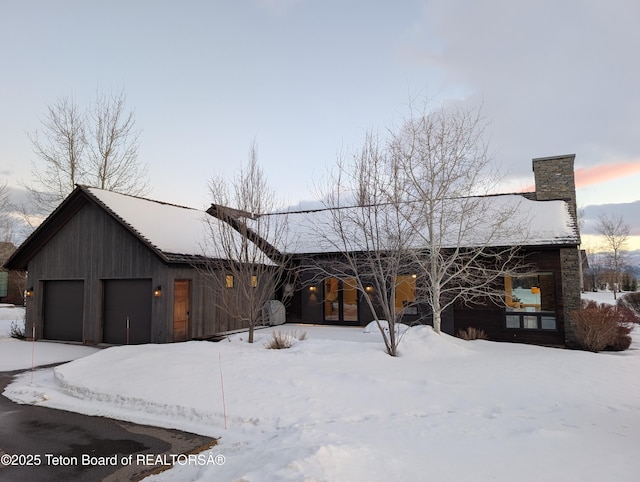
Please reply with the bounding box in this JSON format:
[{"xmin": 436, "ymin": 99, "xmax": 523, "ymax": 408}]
[
  {"xmin": 2, "ymin": 294, "xmax": 640, "ymax": 481},
  {"xmin": 0, "ymin": 305, "xmax": 100, "ymax": 371}
]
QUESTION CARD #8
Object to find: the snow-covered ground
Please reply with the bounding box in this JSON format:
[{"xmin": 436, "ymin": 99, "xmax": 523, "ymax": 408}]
[
  {"xmin": 0, "ymin": 304, "xmax": 99, "ymax": 371},
  {"xmin": 1, "ymin": 292, "xmax": 639, "ymax": 481}
]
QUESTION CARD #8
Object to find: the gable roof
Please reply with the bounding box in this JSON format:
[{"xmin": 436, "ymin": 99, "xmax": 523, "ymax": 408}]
[
  {"xmin": 6, "ymin": 187, "xmax": 581, "ymax": 271},
  {"xmin": 4, "ymin": 186, "xmax": 254, "ymax": 270},
  {"xmin": 245, "ymin": 194, "xmax": 580, "ymax": 255},
  {"xmin": 86, "ymin": 187, "xmax": 213, "ymax": 260}
]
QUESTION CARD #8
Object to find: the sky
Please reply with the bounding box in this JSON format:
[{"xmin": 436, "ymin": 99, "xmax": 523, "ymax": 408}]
[{"xmin": 1, "ymin": 1, "xmax": 639, "ymax": 244}]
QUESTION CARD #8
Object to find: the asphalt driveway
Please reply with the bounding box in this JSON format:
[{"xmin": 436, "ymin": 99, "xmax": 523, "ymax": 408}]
[{"xmin": 0, "ymin": 369, "xmax": 216, "ymax": 481}]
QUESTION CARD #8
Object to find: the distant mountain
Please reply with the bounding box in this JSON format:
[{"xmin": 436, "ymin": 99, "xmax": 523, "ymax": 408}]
[{"xmin": 627, "ymin": 249, "xmax": 640, "ymax": 274}]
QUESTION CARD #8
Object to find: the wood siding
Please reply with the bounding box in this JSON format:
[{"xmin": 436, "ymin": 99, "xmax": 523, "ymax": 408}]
[
  {"xmin": 289, "ymin": 248, "xmax": 568, "ymax": 345},
  {"xmin": 24, "ymin": 201, "xmax": 244, "ymax": 344},
  {"xmin": 453, "ymin": 249, "xmax": 566, "ymax": 345}
]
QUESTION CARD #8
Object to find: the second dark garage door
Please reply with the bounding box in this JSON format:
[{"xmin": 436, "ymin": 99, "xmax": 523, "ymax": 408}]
[{"xmin": 103, "ymin": 279, "xmax": 152, "ymax": 344}]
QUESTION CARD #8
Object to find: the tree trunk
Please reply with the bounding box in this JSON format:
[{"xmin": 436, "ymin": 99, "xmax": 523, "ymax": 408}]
[{"xmin": 433, "ymin": 309, "xmax": 442, "ymax": 334}]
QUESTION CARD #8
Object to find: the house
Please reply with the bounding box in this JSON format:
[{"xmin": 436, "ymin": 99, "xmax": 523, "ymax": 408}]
[
  {"xmin": 232, "ymin": 154, "xmax": 581, "ymax": 346},
  {"xmin": 3, "ymin": 186, "xmax": 274, "ymax": 344},
  {"xmin": 6, "ymin": 154, "xmax": 581, "ymax": 347},
  {"xmin": 0, "ymin": 242, "xmax": 27, "ymax": 306}
]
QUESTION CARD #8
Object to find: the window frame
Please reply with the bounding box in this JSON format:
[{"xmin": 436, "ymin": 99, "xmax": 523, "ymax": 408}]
[
  {"xmin": 0, "ymin": 271, "xmax": 8, "ymax": 298},
  {"xmin": 395, "ymin": 274, "xmax": 418, "ymax": 316},
  {"xmin": 504, "ymin": 272, "xmax": 557, "ymax": 331}
]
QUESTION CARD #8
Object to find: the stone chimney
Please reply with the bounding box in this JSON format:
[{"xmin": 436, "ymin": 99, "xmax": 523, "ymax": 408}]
[
  {"xmin": 532, "ymin": 154, "xmax": 580, "ymax": 347},
  {"xmin": 532, "ymin": 154, "xmax": 577, "ymax": 222}
]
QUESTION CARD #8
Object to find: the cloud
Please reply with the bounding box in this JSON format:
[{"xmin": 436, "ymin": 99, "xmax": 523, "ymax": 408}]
[
  {"xmin": 399, "ymin": 0, "xmax": 640, "ymax": 179},
  {"xmin": 575, "ymin": 162, "xmax": 640, "ymax": 189},
  {"xmin": 581, "ymin": 201, "xmax": 640, "ymax": 236}
]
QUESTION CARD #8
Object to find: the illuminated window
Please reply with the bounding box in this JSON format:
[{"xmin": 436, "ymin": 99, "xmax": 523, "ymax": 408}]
[
  {"xmin": 225, "ymin": 275, "xmax": 234, "ymax": 288},
  {"xmin": 395, "ymin": 275, "xmax": 417, "ymax": 315},
  {"xmin": 504, "ymin": 273, "xmax": 556, "ymax": 330},
  {"xmin": 251, "ymin": 275, "xmax": 258, "ymax": 288},
  {"xmin": 323, "ymin": 277, "xmax": 358, "ymax": 322}
]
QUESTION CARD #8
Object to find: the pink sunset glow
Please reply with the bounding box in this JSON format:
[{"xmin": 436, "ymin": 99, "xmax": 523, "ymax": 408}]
[
  {"xmin": 574, "ymin": 162, "xmax": 640, "ymax": 188},
  {"xmin": 520, "ymin": 161, "xmax": 640, "ymax": 192}
]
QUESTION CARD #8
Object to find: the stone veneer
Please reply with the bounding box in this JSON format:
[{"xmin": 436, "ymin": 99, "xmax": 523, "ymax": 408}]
[
  {"xmin": 532, "ymin": 154, "xmax": 577, "ymax": 220},
  {"xmin": 560, "ymin": 248, "xmax": 581, "ymax": 346},
  {"xmin": 532, "ymin": 154, "xmax": 581, "ymax": 346}
]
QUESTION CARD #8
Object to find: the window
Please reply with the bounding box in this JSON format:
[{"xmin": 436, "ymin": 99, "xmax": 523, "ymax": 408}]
[
  {"xmin": 0, "ymin": 271, "xmax": 7, "ymax": 298},
  {"xmin": 323, "ymin": 277, "xmax": 358, "ymax": 322},
  {"xmin": 251, "ymin": 275, "xmax": 258, "ymax": 288},
  {"xmin": 225, "ymin": 275, "xmax": 234, "ymax": 288},
  {"xmin": 504, "ymin": 273, "xmax": 556, "ymax": 330},
  {"xmin": 395, "ymin": 275, "xmax": 417, "ymax": 315}
]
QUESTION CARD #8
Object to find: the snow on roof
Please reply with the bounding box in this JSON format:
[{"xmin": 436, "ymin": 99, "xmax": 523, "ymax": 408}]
[
  {"xmin": 86, "ymin": 187, "xmax": 243, "ymax": 260},
  {"xmin": 251, "ymin": 194, "xmax": 580, "ymax": 255},
  {"xmin": 87, "ymin": 188, "xmax": 579, "ymax": 261}
]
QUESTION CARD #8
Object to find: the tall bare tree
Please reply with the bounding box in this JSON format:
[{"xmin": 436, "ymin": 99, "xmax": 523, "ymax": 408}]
[
  {"xmin": 585, "ymin": 249, "xmax": 605, "ymax": 291},
  {"xmin": 26, "ymin": 96, "xmax": 87, "ymax": 213},
  {"xmin": 390, "ymin": 104, "xmax": 528, "ymax": 334},
  {"xmin": 0, "ymin": 180, "xmax": 18, "ymax": 244},
  {"xmin": 88, "ymin": 90, "xmax": 148, "ymax": 195},
  {"xmin": 24, "ymin": 90, "xmax": 148, "ymax": 217},
  {"xmin": 596, "ymin": 212, "xmax": 630, "ymax": 299},
  {"xmin": 202, "ymin": 144, "xmax": 290, "ymax": 343},
  {"xmin": 315, "ymin": 103, "xmax": 529, "ymax": 356},
  {"xmin": 306, "ymin": 131, "xmax": 423, "ymax": 356}
]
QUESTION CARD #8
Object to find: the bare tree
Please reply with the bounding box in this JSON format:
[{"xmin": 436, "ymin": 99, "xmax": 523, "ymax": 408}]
[
  {"xmin": 26, "ymin": 96, "xmax": 87, "ymax": 213},
  {"xmin": 390, "ymin": 104, "xmax": 528, "ymax": 334},
  {"xmin": 585, "ymin": 249, "xmax": 605, "ymax": 291},
  {"xmin": 309, "ymin": 132, "xmax": 422, "ymax": 356},
  {"xmin": 0, "ymin": 180, "xmax": 18, "ymax": 244},
  {"xmin": 313, "ymin": 103, "xmax": 529, "ymax": 356},
  {"xmin": 202, "ymin": 144, "xmax": 289, "ymax": 343},
  {"xmin": 88, "ymin": 90, "xmax": 148, "ymax": 196},
  {"xmin": 596, "ymin": 213, "xmax": 630, "ymax": 299},
  {"xmin": 24, "ymin": 90, "xmax": 148, "ymax": 218}
]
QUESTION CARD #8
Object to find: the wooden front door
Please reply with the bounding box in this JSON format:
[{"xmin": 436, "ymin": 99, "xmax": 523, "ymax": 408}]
[{"xmin": 173, "ymin": 280, "xmax": 190, "ymax": 341}]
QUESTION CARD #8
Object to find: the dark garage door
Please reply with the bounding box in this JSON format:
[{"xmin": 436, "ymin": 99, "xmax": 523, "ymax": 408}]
[
  {"xmin": 43, "ymin": 280, "xmax": 84, "ymax": 342},
  {"xmin": 103, "ymin": 279, "xmax": 152, "ymax": 345}
]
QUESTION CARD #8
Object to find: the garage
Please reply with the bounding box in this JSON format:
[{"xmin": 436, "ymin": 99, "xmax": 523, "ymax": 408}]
[
  {"xmin": 43, "ymin": 280, "xmax": 84, "ymax": 342},
  {"xmin": 103, "ymin": 279, "xmax": 152, "ymax": 344}
]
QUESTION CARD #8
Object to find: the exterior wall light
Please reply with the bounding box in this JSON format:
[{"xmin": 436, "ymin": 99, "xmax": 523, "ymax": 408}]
[
  {"xmin": 365, "ymin": 285, "xmax": 374, "ymax": 293},
  {"xmin": 153, "ymin": 285, "xmax": 162, "ymax": 297},
  {"xmin": 309, "ymin": 286, "xmax": 317, "ymax": 292},
  {"xmin": 25, "ymin": 287, "xmax": 34, "ymax": 298}
]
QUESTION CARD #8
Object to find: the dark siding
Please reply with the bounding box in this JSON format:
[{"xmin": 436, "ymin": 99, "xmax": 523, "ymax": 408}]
[
  {"xmin": 165, "ymin": 265, "xmax": 243, "ymax": 339},
  {"xmin": 24, "ymin": 202, "xmax": 240, "ymax": 344},
  {"xmin": 289, "ymin": 248, "xmax": 568, "ymax": 345},
  {"xmin": 453, "ymin": 249, "xmax": 566, "ymax": 345},
  {"xmin": 285, "ymin": 287, "xmax": 303, "ymax": 324}
]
